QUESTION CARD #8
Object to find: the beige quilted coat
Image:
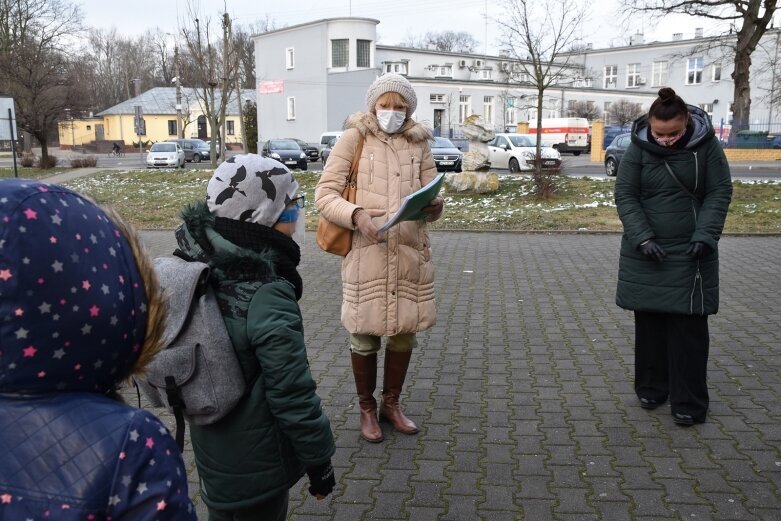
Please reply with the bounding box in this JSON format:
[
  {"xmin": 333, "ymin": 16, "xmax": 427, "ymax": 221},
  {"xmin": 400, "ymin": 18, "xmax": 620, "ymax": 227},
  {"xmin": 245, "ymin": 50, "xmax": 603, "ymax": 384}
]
[{"xmin": 315, "ymin": 112, "xmax": 441, "ymax": 336}]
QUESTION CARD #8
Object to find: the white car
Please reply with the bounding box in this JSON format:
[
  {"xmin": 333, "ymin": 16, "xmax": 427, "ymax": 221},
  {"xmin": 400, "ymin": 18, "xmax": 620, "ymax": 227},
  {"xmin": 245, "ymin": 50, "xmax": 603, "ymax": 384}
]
[
  {"xmin": 146, "ymin": 142, "xmax": 186, "ymax": 169},
  {"xmin": 487, "ymin": 133, "xmax": 562, "ymax": 172}
]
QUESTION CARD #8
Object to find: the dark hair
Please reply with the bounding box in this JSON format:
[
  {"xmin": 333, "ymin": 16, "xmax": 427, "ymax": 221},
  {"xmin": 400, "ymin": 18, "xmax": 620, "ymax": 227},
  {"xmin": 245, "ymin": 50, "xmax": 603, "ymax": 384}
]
[{"xmin": 648, "ymin": 87, "xmax": 689, "ymax": 121}]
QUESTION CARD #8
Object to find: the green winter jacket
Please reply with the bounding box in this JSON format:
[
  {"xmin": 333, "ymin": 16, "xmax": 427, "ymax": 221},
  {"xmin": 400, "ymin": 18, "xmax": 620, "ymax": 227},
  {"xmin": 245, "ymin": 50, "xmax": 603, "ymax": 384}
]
[
  {"xmin": 175, "ymin": 202, "xmax": 335, "ymax": 510},
  {"xmin": 615, "ymin": 105, "xmax": 732, "ymax": 315}
]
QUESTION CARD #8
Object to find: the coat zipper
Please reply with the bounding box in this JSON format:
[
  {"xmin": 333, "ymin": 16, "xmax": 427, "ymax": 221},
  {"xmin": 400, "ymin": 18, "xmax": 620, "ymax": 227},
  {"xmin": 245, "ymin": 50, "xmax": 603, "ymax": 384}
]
[
  {"xmin": 692, "ymin": 151, "xmax": 699, "ymax": 192},
  {"xmin": 690, "ymin": 151, "xmax": 702, "ymax": 314},
  {"xmin": 370, "ymin": 152, "xmax": 375, "ymax": 184}
]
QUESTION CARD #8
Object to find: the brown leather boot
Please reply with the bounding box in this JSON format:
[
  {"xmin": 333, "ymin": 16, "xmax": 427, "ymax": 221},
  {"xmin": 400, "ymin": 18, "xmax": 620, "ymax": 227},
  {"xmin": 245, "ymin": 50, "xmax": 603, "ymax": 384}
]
[
  {"xmin": 379, "ymin": 350, "xmax": 419, "ymax": 434},
  {"xmin": 351, "ymin": 352, "xmax": 383, "ymax": 442}
]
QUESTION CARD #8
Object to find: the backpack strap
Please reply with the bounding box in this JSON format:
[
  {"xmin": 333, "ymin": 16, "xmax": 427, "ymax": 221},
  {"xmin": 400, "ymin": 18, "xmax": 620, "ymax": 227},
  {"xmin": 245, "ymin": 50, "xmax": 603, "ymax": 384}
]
[{"xmin": 164, "ymin": 375, "xmax": 187, "ymax": 452}]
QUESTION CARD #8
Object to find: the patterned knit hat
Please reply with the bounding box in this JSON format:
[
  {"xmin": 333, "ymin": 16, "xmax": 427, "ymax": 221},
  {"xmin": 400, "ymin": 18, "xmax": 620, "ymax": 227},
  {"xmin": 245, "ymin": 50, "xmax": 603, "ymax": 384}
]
[
  {"xmin": 0, "ymin": 179, "xmax": 149, "ymax": 394},
  {"xmin": 365, "ymin": 73, "xmax": 417, "ymax": 117},
  {"xmin": 206, "ymin": 154, "xmax": 299, "ymax": 227}
]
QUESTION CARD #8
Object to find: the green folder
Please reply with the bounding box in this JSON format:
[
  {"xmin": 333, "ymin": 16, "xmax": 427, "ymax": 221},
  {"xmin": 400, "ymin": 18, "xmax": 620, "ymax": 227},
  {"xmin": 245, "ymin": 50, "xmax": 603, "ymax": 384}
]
[{"xmin": 378, "ymin": 173, "xmax": 445, "ymax": 232}]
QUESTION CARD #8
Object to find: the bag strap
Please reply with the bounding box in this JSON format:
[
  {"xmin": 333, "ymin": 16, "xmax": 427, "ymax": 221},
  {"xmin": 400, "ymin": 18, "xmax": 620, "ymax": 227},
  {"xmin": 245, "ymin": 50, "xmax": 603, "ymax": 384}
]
[
  {"xmin": 346, "ymin": 136, "xmax": 364, "ymax": 187},
  {"xmin": 663, "ymin": 161, "xmax": 699, "ymax": 202}
]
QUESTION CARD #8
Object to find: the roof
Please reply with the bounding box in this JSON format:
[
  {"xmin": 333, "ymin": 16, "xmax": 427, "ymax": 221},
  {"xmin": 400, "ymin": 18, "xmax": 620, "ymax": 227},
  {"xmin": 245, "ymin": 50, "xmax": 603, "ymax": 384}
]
[
  {"xmin": 96, "ymin": 87, "xmax": 257, "ymax": 116},
  {"xmin": 253, "ymin": 17, "xmax": 379, "ymax": 38}
]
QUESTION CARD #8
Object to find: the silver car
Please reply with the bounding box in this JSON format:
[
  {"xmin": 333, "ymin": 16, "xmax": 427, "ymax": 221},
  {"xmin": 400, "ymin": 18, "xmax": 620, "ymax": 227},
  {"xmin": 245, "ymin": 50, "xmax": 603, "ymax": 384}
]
[{"xmin": 146, "ymin": 142, "xmax": 186, "ymax": 169}]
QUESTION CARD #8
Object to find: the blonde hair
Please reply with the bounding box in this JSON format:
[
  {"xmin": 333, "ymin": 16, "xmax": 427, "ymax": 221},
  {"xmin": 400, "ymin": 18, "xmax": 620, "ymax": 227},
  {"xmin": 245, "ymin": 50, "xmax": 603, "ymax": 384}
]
[{"xmin": 372, "ymin": 91, "xmax": 408, "ymax": 112}]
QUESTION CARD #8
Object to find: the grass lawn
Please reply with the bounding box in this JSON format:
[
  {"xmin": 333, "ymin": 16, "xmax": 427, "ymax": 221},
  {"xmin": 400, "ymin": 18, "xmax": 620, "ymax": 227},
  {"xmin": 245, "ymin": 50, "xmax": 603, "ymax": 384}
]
[
  {"xmin": 58, "ymin": 169, "xmax": 781, "ymax": 233},
  {"xmin": 1, "ymin": 167, "xmax": 71, "ymax": 179}
]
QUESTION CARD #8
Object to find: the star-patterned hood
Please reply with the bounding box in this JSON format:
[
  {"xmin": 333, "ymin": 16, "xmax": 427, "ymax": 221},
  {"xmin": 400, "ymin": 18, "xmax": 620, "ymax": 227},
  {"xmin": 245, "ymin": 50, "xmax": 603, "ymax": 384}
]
[{"xmin": 0, "ymin": 179, "xmax": 165, "ymax": 395}]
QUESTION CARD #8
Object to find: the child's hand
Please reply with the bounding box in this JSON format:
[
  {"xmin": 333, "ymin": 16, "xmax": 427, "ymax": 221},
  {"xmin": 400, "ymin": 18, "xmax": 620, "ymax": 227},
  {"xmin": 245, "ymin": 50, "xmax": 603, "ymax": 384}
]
[{"xmin": 306, "ymin": 460, "xmax": 335, "ymax": 500}]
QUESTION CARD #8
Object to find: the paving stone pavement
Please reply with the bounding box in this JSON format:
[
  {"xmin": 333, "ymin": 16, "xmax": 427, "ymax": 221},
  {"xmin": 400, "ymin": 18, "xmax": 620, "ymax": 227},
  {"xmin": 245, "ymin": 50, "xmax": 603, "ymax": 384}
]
[{"xmin": 132, "ymin": 231, "xmax": 781, "ymax": 521}]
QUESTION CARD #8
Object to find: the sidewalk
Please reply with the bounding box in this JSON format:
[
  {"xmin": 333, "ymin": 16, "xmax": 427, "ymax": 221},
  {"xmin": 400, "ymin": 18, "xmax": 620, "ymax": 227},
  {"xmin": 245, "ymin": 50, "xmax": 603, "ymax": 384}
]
[{"xmin": 135, "ymin": 231, "xmax": 781, "ymax": 521}]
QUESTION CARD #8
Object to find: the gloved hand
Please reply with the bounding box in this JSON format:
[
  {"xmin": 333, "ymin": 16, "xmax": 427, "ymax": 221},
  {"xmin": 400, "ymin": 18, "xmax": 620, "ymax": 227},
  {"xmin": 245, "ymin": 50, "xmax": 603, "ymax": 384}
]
[
  {"xmin": 306, "ymin": 460, "xmax": 335, "ymax": 500},
  {"xmin": 353, "ymin": 209, "xmax": 383, "ymax": 244},
  {"xmin": 421, "ymin": 196, "xmax": 444, "ymax": 222},
  {"xmin": 639, "ymin": 239, "xmax": 667, "ymax": 262},
  {"xmin": 686, "ymin": 241, "xmax": 706, "ymax": 258}
]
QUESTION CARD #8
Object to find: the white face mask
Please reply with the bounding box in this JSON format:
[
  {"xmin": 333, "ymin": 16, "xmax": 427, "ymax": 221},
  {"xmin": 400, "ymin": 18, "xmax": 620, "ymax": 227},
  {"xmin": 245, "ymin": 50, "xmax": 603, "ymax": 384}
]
[{"xmin": 376, "ymin": 110, "xmax": 406, "ymax": 134}]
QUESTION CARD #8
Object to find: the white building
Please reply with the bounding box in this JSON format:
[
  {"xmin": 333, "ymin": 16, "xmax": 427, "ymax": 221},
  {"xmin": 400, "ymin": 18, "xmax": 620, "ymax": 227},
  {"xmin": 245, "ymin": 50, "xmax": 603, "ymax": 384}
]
[{"xmin": 254, "ymin": 17, "xmax": 781, "ymax": 146}]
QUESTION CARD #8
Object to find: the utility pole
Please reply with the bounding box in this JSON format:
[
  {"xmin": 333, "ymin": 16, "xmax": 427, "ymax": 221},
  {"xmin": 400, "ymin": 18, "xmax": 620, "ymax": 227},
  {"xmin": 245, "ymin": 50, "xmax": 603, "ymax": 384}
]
[{"xmin": 175, "ymin": 43, "xmax": 183, "ymax": 138}]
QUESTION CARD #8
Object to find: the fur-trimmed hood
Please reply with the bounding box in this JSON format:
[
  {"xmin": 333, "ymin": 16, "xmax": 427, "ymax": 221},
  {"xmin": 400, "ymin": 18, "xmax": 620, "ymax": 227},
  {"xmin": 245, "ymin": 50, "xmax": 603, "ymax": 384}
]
[
  {"xmin": 344, "ymin": 111, "xmax": 433, "ymax": 144},
  {"xmin": 0, "ymin": 179, "xmax": 165, "ymax": 395},
  {"xmin": 176, "ymin": 200, "xmax": 278, "ymax": 284}
]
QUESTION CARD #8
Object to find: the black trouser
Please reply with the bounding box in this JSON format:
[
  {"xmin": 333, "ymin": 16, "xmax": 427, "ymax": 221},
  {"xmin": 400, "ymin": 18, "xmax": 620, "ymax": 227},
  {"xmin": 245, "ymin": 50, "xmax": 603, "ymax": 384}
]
[
  {"xmin": 207, "ymin": 490, "xmax": 288, "ymax": 521},
  {"xmin": 634, "ymin": 311, "xmax": 710, "ymax": 420}
]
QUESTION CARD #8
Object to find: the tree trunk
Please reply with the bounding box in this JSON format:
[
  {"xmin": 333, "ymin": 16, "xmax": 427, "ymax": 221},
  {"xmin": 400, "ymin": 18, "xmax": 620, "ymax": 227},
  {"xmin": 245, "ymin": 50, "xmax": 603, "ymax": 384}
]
[
  {"xmin": 237, "ymin": 87, "xmax": 247, "ymax": 152},
  {"xmin": 730, "ymin": 45, "xmax": 753, "ymax": 141}
]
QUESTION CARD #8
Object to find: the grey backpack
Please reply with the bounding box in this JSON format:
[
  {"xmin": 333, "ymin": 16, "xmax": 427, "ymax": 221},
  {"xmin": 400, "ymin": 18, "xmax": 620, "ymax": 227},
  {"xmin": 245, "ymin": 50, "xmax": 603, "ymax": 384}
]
[{"xmin": 135, "ymin": 256, "xmax": 246, "ymax": 451}]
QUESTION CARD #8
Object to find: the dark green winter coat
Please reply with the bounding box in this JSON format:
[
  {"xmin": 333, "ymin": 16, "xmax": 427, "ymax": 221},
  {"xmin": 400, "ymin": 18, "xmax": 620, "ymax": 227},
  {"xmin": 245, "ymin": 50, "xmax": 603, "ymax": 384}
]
[
  {"xmin": 176, "ymin": 202, "xmax": 335, "ymax": 510},
  {"xmin": 615, "ymin": 105, "xmax": 732, "ymax": 315}
]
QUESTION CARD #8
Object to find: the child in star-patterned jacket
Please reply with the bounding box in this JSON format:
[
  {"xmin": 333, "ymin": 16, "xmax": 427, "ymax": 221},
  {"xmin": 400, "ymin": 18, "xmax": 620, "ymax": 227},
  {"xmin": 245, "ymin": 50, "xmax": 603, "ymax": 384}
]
[{"xmin": 0, "ymin": 179, "xmax": 197, "ymax": 520}]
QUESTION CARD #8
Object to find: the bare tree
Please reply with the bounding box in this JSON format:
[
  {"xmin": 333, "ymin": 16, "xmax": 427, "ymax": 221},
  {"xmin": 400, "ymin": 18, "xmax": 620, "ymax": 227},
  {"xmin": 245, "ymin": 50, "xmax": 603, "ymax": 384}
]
[
  {"xmin": 498, "ymin": 0, "xmax": 588, "ymax": 197},
  {"xmin": 0, "ymin": 0, "xmax": 84, "ymax": 164},
  {"xmin": 180, "ymin": 2, "xmax": 239, "ymax": 166},
  {"xmin": 608, "ymin": 99, "xmax": 645, "ymax": 129},
  {"xmin": 400, "ymin": 30, "xmax": 479, "ymax": 52},
  {"xmin": 619, "ymin": 0, "xmax": 777, "ymax": 141},
  {"xmin": 569, "ymin": 100, "xmax": 600, "ymax": 120}
]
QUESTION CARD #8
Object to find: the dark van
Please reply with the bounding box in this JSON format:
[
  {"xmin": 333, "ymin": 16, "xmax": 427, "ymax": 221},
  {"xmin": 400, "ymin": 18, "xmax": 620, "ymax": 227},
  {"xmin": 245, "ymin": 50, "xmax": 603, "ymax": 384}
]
[{"xmin": 167, "ymin": 139, "xmax": 219, "ymax": 163}]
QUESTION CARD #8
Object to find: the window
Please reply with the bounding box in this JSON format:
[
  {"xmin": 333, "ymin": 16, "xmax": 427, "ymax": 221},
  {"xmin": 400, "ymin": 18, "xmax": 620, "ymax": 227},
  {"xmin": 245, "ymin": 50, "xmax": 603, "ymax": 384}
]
[
  {"xmin": 712, "ymin": 63, "xmax": 722, "ymax": 82},
  {"xmin": 699, "ymin": 103, "xmax": 714, "ymax": 120},
  {"xmin": 459, "ymin": 95, "xmax": 471, "ymax": 123},
  {"xmin": 436, "ymin": 66, "xmax": 453, "ymax": 77},
  {"xmin": 227, "ymin": 120, "xmax": 235, "ymax": 136},
  {"xmin": 505, "ymin": 98, "xmax": 516, "ymax": 125},
  {"xmin": 167, "ymin": 120, "xmax": 177, "ymax": 136},
  {"xmin": 430, "ymin": 94, "xmax": 445, "ymax": 103},
  {"xmin": 484, "ymin": 96, "xmax": 494, "ymax": 125},
  {"xmin": 286, "ymin": 47, "xmax": 295, "ymax": 69},
  {"xmin": 686, "ymin": 57, "xmax": 704, "ymax": 85},
  {"xmin": 287, "ymin": 97, "xmax": 296, "ymax": 120},
  {"xmin": 652, "ymin": 61, "xmax": 668, "ymax": 86},
  {"xmin": 357, "ymin": 39, "xmax": 371, "ymax": 68},
  {"xmin": 385, "ymin": 62, "xmax": 408, "ymax": 75},
  {"xmin": 604, "ymin": 65, "xmax": 617, "ymax": 88},
  {"xmin": 331, "ymin": 39, "xmax": 348, "ymax": 68},
  {"xmin": 626, "ymin": 63, "xmax": 641, "ymax": 88},
  {"xmin": 604, "ymin": 101, "xmax": 612, "ymax": 123},
  {"xmin": 479, "ymin": 69, "xmax": 492, "ymax": 80}
]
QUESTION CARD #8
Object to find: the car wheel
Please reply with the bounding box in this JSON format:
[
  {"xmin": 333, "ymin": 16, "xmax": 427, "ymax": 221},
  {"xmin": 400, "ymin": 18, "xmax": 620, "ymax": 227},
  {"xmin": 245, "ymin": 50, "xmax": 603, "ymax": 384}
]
[
  {"xmin": 508, "ymin": 157, "xmax": 520, "ymax": 173},
  {"xmin": 573, "ymin": 151, "xmax": 581, "ymax": 156},
  {"xmin": 193, "ymin": 153, "xmax": 201, "ymax": 163},
  {"xmin": 300, "ymin": 162, "xmax": 308, "ymax": 171},
  {"xmin": 605, "ymin": 157, "xmax": 617, "ymax": 177},
  {"xmin": 180, "ymin": 159, "xmax": 185, "ymax": 169}
]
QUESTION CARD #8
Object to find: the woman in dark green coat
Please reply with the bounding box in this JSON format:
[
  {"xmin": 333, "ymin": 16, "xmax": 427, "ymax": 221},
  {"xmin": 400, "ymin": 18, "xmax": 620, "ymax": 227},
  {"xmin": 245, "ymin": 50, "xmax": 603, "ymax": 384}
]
[
  {"xmin": 615, "ymin": 87, "xmax": 732, "ymax": 426},
  {"xmin": 175, "ymin": 155, "xmax": 336, "ymax": 520}
]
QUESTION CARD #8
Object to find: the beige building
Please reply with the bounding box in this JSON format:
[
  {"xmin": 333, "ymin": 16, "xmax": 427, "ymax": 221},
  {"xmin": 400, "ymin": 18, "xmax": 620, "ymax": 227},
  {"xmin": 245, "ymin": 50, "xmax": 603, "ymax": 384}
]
[{"xmin": 58, "ymin": 87, "xmax": 256, "ymax": 148}]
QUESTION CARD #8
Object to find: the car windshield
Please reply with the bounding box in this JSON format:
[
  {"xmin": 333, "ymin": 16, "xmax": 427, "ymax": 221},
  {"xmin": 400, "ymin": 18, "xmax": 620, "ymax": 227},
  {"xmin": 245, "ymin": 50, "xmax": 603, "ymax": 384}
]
[
  {"xmin": 150, "ymin": 143, "xmax": 176, "ymax": 152},
  {"xmin": 508, "ymin": 135, "xmax": 535, "ymax": 147},
  {"xmin": 431, "ymin": 137, "xmax": 456, "ymax": 148},
  {"xmin": 270, "ymin": 140, "xmax": 300, "ymax": 150}
]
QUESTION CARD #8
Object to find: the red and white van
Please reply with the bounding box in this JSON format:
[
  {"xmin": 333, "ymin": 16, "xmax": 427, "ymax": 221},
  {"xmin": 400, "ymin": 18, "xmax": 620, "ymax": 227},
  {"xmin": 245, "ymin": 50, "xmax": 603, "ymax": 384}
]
[{"xmin": 525, "ymin": 117, "xmax": 590, "ymax": 156}]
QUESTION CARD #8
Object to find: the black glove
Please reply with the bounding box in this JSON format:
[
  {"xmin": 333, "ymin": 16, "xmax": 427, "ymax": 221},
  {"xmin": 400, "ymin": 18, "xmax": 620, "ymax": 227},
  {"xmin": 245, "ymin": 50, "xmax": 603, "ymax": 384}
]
[
  {"xmin": 306, "ymin": 460, "xmax": 335, "ymax": 498},
  {"xmin": 639, "ymin": 240, "xmax": 667, "ymax": 262},
  {"xmin": 686, "ymin": 241, "xmax": 706, "ymax": 258}
]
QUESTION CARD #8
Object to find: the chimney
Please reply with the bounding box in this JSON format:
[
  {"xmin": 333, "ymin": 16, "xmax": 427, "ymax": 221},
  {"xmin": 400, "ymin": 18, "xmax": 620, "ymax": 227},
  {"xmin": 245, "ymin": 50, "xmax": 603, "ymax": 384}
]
[
  {"xmin": 672, "ymin": 33, "xmax": 683, "ymax": 41},
  {"xmin": 629, "ymin": 32, "xmax": 645, "ymax": 46},
  {"xmin": 695, "ymin": 27, "xmax": 704, "ymax": 38}
]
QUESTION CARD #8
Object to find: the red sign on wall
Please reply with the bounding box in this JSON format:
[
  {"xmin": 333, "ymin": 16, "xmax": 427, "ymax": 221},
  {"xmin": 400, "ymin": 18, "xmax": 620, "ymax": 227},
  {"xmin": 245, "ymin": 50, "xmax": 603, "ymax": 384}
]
[{"xmin": 259, "ymin": 80, "xmax": 284, "ymax": 94}]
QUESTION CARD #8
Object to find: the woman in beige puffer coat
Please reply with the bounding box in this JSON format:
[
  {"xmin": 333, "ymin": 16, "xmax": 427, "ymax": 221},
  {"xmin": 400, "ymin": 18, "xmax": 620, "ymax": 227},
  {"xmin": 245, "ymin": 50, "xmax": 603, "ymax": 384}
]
[{"xmin": 315, "ymin": 73, "xmax": 444, "ymax": 443}]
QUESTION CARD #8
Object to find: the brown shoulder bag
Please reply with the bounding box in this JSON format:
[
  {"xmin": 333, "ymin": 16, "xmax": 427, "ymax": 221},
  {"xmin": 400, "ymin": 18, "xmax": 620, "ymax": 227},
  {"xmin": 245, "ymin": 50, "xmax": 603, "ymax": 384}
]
[{"xmin": 315, "ymin": 136, "xmax": 364, "ymax": 256}]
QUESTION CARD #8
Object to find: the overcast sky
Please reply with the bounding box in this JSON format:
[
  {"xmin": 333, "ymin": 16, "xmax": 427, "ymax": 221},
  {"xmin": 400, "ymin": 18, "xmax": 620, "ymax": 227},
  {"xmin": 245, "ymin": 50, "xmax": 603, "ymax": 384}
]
[{"xmin": 76, "ymin": 0, "xmax": 723, "ymax": 53}]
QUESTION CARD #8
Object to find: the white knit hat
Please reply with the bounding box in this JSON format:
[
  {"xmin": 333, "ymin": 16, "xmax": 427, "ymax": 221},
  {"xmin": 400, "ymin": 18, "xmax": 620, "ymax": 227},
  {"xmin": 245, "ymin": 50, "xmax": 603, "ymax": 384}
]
[
  {"xmin": 365, "ymin": 73, "xmax": 417, "ymax": 117},
  {"xmin": 206, "ymin": 154, "xmax": 299, "ymax": 227}
]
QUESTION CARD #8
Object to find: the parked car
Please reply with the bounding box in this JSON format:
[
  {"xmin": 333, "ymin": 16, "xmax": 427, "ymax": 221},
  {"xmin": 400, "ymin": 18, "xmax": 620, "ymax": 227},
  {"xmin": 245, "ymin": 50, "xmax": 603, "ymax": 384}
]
[
  {"xmin": 167, "ymin": 138, "xmax": 218, "ymax": 163},
  {"xmin": 430, "ymin": 136, "xmax": 463, "ymax": 172},
  {"xmin": 604, "ymin": 133, "xmax": 631, "ymax": 176},
  {"xmin": 287, "ymin": 138, "xmax": 320, "ymax": 162},
  {"xmin": 487, "ymin": 133, "xmax": 562, "ymax": 172},
  {"xmin": 260, "ymin": 139, "xmax": 308, "ymax": 170},
  {"xmin": 146, "ymin": 142, "xmax": 185, "ymax": 169},
  {"xmin": 321, "ymin": 137, "xmax": 337, "ymax": 167}
]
